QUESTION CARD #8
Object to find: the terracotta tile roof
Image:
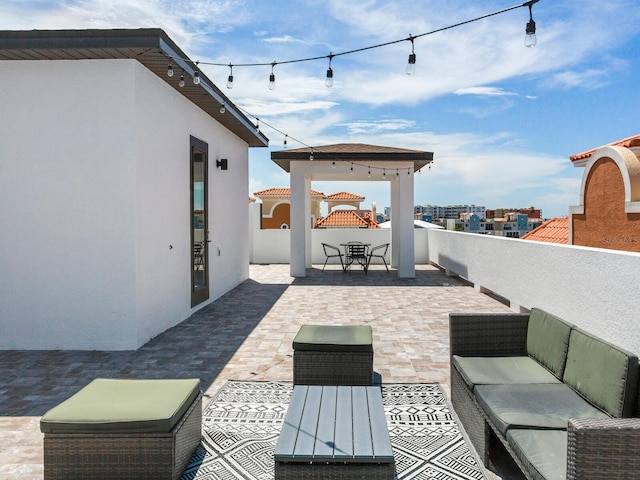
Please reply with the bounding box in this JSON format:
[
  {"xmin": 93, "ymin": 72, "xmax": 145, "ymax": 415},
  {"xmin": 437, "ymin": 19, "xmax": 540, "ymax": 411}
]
[
  {"xmin": 570, "ymin": 134, "xmax": 640, "ymax": 162},
  {"xmin": 521, "ymin": 217, "xmax": 569, "ymax": 244},
  {"xmin": 325, "ymin": 191, "xmax": 365, "ymax": 201},
  {"xmin": 316, "ymin": 210, "xmax": 378, "ymax": 229},
  {"xmin": 253, "ymin": 188, "xmax": 325, "ymax": 197}
]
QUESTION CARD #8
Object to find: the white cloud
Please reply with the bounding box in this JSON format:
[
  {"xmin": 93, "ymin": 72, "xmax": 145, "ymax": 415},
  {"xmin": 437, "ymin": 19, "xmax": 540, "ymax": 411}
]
[{"xmin": 454, "ymin": 87, "xmax": 518, "ymax": 97}]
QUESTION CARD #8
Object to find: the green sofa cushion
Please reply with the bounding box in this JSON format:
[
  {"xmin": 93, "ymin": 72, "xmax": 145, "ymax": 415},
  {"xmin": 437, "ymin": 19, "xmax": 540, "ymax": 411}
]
[
  {"xmin": 452, "ymin": 355, "xmax": 560, "ymax": 389},
  {"xmin": 40, "ymin": 378, "xmax": 201, "ymax": 434},
  {"xmin": 507, "ymin": 429, "xmax": 567, "ymax": 480},
  {"xmin": 563, "ymin": 328, "xmax": 638, "ymax": 418},
  {"xmin": 526, "ymin": 308, "xmax": 573, "ymax": 379},
  {"xmin": 474, "ymin": 383, "xmax": 610, "ymax": 436},
  {"xmin": 293, "ymin": 325, "xmax": 373, "ymax": 352}
]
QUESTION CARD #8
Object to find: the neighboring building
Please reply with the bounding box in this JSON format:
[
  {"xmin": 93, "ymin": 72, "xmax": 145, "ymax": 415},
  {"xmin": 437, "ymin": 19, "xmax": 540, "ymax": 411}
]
[
  {"xmin": 486, "ymin": 208, "xmax": 541, "ymax": 219},
  {"xmin": 569, "ymin": 134, "xmax": 640, "ymax": 252},
  {"xmin": 0, "ymin": 29, "xmax": 268, "ymax": 350},
  {"xmin": 252, "ymin": 188, "xmax": 380, "ymax": 230},
  {"xmin": 325, "ymin": 192, "xmax": 365, "ymax": 213},
  {"xmin": 415, "ymin": 204, "xmax": 486, "ymax": 220},
  {"xmin": 253, "ymin": 188, "xmax": 325, "ymax": 229},
  {"xmin": 522, "ymin": 217, "xmax": 569, "ymax": 244},
  {"xmin": 442, "ymin": 212, "xmax": 543, "ymax": 237},
  {"xmin": 491, "ymin": 213, "xmax": 544, "ymax": 238},
  {"xmin": 315, "ymin": 209, "xmax": 379, "ymax": 229}
]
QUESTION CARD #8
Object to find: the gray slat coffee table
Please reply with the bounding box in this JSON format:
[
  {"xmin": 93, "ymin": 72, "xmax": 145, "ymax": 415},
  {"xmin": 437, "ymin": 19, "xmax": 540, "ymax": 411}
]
[{"xmin": 274, "ymin": 385, "xmax": 394, "ymax": 480}]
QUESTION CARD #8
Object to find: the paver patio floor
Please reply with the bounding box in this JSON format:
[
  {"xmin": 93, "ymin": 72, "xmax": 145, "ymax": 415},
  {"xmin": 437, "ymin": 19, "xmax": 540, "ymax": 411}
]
[{"xmin": 0, "ymin": 264, "xmax": 519, "ymax": 479}]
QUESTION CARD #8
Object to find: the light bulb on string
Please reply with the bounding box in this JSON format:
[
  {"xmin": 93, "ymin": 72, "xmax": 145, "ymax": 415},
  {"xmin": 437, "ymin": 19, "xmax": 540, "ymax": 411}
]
[
  {"xmin": 525, "ymin": 1, "xmax": 537, "ymax": 47},
  {"xmin": 309, "ymin": 148, "xmax": 314, "ymax": 161},
  {"xmin": 406, "ymin": 36, "xmax": 416, "ymax": 75},
  {"xmin": 167, "ymin": 62, "xmax": 174, "ymax": 77},
  {"xmin": 368, "ymin": 166, "xmax": 371, "ymax": 177},
  {"xmin": 219, "ymin": 103, "xmax": 226, "ymax": 114},
  {"xmin": 226, "ymin": 64, "xmax": 234, "ymax": 89},
  {"xmin": 284, "ymin": 135, "xmax": 288, "ymax": 148},
  {"xmin": 269, "ymin": 62, "xmax": 276, "ymax": 90},
  {"xmin": 179, "ymin": 71, "xmax": 185, "ymax": 88},
  {"xmin": 193, "ymin": 69, "xmax": 200, "ymax": 85},
  {"xmin": 255, "ymin": 118, "xmax": 260, "ymax": 132},
  {"xmin": 332, "ymin": 161, "xmax": 336, "ymax": 169},
  {"xmin": 350, "ymin": 163, "xmax": 354, "ymax": 174},
  {"xmin": 325, "ymin": 54, "xmax": 334, "ymax": 88},
  {"xmin": 383, "ymin": 168, "xmax": 386, "ymax": 178}
]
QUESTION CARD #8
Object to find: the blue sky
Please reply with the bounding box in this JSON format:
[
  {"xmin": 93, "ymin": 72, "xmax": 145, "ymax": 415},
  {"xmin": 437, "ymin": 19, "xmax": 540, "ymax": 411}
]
[{"xmin": 4, "ymin": 0, "xmax": 639, "ymax": 218}]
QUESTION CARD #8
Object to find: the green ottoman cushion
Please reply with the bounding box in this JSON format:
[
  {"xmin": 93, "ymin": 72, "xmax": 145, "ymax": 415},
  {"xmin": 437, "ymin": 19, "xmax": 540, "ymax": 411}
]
[
  {"xmin": 452, "ymin": 355, "xmax": 560, "ymax": 389},
  {"xmin": 40, "ymin": 378, "xmax": 201, "ymax": 434},
  {"xmin": 507, "ymin": 429, "xmax": 567, "ymax": 480},
  {"xmin": 474, "ymin": 383, "xmax": 610, "ymax": 436},
  {"xmin": 293, "ymin": 325, "xmax": 373, "ymax": 352}
]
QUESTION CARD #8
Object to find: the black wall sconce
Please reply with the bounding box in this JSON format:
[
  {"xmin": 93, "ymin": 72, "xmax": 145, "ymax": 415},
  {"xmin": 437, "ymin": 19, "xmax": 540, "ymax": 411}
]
[{"xmin": 216, "ymin": 158, "xmax": 228, "ymax": 170}]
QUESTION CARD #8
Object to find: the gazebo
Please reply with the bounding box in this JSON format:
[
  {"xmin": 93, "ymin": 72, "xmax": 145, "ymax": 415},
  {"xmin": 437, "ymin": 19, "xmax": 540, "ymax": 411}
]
[{"xmin": 271, "ymin": 143, "xmax": 433, "ymax": 278}]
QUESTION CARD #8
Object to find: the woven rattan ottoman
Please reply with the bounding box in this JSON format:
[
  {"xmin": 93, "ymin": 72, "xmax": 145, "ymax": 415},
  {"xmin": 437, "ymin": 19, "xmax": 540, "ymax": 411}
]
[
  {"xmin": 40, "ymin": 378, "xmax": 202, "ymax": 480},
  {"xmin": 293, "ymin": 325, "xmax": 373, "ymax": 385}
]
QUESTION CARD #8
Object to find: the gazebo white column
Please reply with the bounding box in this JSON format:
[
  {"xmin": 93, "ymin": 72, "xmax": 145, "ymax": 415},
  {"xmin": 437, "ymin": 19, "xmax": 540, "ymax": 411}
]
[
  {"xmin": 390, "ymin": 170, "xmax": 415, "ymax": 278},
  {"xmin": 290, "ymin": 162, "xmax": 311, "ymax": 277}
]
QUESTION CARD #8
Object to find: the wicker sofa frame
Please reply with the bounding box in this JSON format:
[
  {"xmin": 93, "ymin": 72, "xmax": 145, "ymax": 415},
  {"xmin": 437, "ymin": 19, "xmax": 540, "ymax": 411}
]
[
  {"xmin": 43, "ymin": 392, "xmax": 202, "ymax": 480},
  {"xmin": 450, "ymin": 312, "xmax": 640, "ymax": 480}
]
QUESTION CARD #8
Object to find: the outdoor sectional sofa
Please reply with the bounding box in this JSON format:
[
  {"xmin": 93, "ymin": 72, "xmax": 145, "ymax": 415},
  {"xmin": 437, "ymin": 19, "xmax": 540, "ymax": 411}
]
[{"xmin": 450, "ymin": 308, "xmax": 640, "ymax": 480}]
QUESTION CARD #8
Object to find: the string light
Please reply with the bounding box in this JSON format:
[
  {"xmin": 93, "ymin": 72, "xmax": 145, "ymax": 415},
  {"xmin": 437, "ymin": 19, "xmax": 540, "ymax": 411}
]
[
  {"xmin": 167, "ymin": 62, "xmax": 174, "ymax": 77},
  {"xmin": 219, "ymin": 103, "xmax": 226, "ymax": 114},
  {"xmin": 326, "ymin": 54, "xmax": 334, "ymax": 88},
  {"xmin": 163, "ymin": 1, "xmax": 541, "ymax": 90},
  {"xmin": 525, "ymin": 0, "xmax": 538, "ymax": 47},
  {"xmin": 269, "ymin": 62, "xmax": 276, "ymax": 90},
  {"xmin": 231, "ymin": 105, "xmax": 431, "ymax": 176},
  {"xmin": 406, "ymin": 36, "xmax": 416, "ymax": 75},
  {"xmin": 193, "ymin": 69, "xmax": 200, "ymax": 85},
  {"xmin": 179, "ymin": 71, "xmax": 185, "ymax": 88},
  {"xmin": 226, "ymin": 64, "xmax": 234, "ymax": 89}
]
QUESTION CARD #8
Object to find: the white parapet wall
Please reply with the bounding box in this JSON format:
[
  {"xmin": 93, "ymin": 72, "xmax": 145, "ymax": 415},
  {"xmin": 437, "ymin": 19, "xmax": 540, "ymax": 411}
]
[
  {"xmin": 427, "ymin": 228, "xmax": 640, "ymax": 356},
  {"xmin": 249, "ymin": 204, "xmax": 429, "ymax": 265}
]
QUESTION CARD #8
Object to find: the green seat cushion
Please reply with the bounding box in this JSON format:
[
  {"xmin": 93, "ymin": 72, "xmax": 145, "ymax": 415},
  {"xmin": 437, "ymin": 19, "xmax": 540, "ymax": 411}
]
[
  {"xmin": 563, "ymin": 328, "xmax": 638, "ymax": 418},
  {"xmin": 526, "ymin": 308, "xmax": 573, "ymax": 379},
  {"xmin": 452, "ymin": 355, "xmax": 560, "ymax": 389},
  {"xmin": 40, "ymin": 378, "xmax": 201, "ymax": 434},
  {"xmin": 474, "ymin": 383, "xmax": 610, "ymax": 436},
  {"xmin": 507, "ymin": 429, "xmax": 567, "ymax": 480},
  {"xmin": 293, "ymin": 325, "xmax": 373, "ymax": 352}
]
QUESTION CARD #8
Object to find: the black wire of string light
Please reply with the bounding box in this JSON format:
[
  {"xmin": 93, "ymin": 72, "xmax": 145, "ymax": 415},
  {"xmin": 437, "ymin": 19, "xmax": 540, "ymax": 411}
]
[{"xmin": 170, "ymin": 0, "xmax": 539, "ymax": 89}]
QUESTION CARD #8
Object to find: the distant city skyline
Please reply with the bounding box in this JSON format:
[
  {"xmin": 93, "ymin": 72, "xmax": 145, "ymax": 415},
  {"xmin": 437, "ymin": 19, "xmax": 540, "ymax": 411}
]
[{"xmin": 5, "ymin": 1, "xmax": 639, "ymax": 218}]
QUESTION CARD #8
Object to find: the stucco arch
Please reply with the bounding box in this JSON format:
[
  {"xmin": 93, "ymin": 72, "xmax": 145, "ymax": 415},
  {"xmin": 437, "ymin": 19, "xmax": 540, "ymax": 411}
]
[{"xmin": 569, "ymin": 146, "xmax": 640, "ymax": 250}]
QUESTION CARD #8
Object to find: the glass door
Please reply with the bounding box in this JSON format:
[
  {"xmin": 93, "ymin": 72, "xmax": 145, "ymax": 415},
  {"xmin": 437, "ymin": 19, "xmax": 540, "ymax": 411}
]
[{"xmin": 191, "ymin": 136, "xmax": 209, "ymax": 307}]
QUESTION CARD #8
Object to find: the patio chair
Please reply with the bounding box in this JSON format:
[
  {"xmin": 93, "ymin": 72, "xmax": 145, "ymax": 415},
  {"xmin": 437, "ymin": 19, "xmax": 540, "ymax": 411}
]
[
  {"xmin": 321, "ymin": 243, "xmax": 344, "ymax": 272},
  {"xmin": 345, "ymin": 243, "xmax": 369, "ymax": 274},
  {"xmin": 367, "ymin": 243, "xmax": 389, "ymax": 272}
]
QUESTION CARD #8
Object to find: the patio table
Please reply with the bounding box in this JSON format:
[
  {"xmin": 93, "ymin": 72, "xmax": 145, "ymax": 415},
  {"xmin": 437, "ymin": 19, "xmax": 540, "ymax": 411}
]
[{"xmin": 274, "ymin": 385, "xmax": 395, "ymax": 480}]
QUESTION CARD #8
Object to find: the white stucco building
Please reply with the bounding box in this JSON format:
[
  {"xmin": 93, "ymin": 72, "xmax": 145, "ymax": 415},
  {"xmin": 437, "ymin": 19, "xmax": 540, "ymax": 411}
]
[{"xmin": 0, "ymin": 29, "xmax": 268, "ymax": 350}]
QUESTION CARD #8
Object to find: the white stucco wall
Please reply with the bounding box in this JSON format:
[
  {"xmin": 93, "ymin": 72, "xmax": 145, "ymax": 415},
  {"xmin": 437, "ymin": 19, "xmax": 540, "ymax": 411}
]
[
  {"xmin": 427, "ymin": 229, "xmax": 640, "ymax": 356},
  {"xmin": 0, "ymin": 59, "xmax": 251, "ymax": 350}
]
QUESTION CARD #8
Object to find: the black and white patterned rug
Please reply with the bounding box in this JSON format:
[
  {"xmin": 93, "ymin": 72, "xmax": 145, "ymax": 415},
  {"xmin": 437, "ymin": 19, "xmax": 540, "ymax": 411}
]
[{"xmin": 182, "ymin": 380, "xmax": 487, "ymax": 480}]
